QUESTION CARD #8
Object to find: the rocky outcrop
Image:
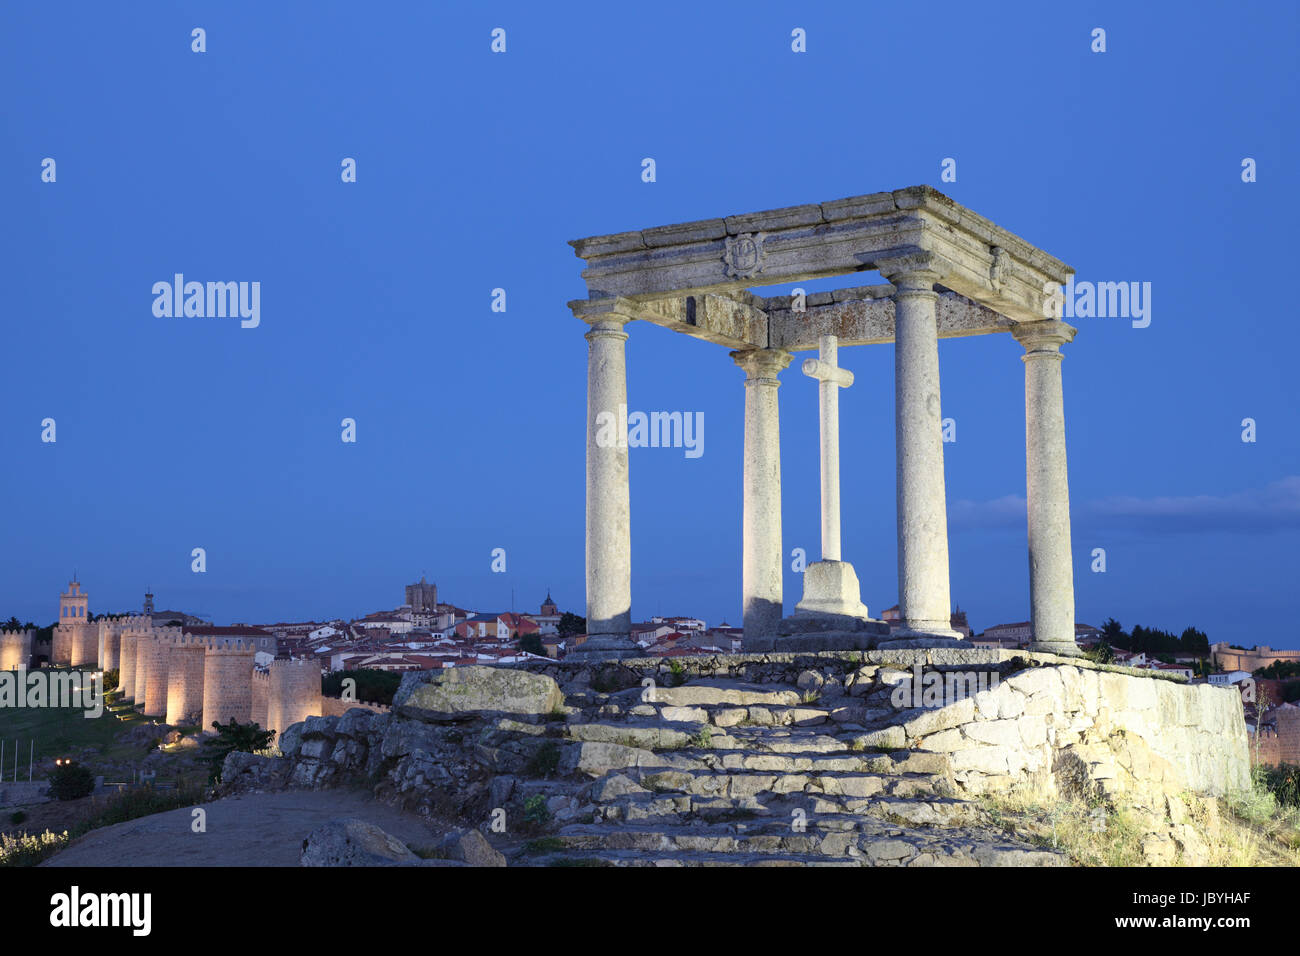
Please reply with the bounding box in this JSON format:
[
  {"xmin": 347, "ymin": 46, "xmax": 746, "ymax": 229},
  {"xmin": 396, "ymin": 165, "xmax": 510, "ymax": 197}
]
[
  {"xmin": 300, "ymin": 818, "xmax": 422, "ymax": 866},
  {"xmin": 221, "ymin": 649, "xmax": 1251, "ymax": 867}
]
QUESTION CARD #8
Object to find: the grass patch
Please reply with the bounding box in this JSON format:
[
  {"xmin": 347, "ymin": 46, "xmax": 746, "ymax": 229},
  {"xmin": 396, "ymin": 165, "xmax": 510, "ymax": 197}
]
[
  {"xmin": 525, "ymin": 741, "xmax": 561, "ymax": 778},
  {"xmin": 409, "ymin": 844, "xmax": 449, "ymax": 860},
  {"xmin": 0, "ymin": 669, "xmax": 153, "ymax": 763},
  {"xmin": 524, "ymin": 836, "xmax": 566, "ymax": 854},
  {"xmin": 979, "ymin": 770, "xmax": 1300, "ymax": 867}
]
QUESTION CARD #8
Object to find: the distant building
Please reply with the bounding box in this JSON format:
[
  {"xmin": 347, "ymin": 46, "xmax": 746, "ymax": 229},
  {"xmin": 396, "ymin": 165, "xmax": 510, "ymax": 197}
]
[
  {"xmin": 186, "ymin": 624, "xmax": 278, "ymax": 656},
  {"xmin": 534, "ymin": 593, "xmax": 562, "ymax": 635},
  {"xmin": 1208, "ymin": 670, "xmax": 1253, "ymax": 687},
  {"xmin": 950, "ymin": 607, "xmax": 971, "ymax": 638},
  {"xmin": 405, "ymin": 576, "xmax": 438, "ymax": 614},
  {"xmin": 150, "ymin": 610, "xmax": 208, "ymax": 627},
  {"xmin": 981, "ymin": 622, "xmax": 1032, "ymax": 646},
  {"xmin": 652, "ymin": 615, "xmax": 706, "ymax": 633}
]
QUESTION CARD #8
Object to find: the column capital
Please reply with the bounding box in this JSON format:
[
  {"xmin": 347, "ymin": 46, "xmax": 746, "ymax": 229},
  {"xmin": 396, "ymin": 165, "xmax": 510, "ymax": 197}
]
[
  {"xmin": 572, "ymin": 296, "xmax": 634, "ymax": 333},
  {"xmin": 731, "ymin": 347, "xmax": 792, "ymax": 384},
  {"xmin": 1012, "ymin": 319, "xmax": 1077, "ymax": 355},
  {"xmin": 584, "ymin": 318, "xmax": 628, "ymax": 341},
  {"xmin": 877, "ymin": 252, "xmax": 955, "ymax": 293}
]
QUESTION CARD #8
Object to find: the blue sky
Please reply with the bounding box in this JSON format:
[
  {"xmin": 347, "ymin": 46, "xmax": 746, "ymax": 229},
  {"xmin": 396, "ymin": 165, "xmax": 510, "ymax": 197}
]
[{"xmin": 2, "ymin": 2, "xmax": 1296, "ymax": 646}]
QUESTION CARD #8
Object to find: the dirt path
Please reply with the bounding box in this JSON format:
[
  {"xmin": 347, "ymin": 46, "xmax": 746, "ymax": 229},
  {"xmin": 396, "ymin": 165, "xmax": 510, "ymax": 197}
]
[{"xmin": 41, "ymin": 789, "xmax": 444, "ymax": 867}]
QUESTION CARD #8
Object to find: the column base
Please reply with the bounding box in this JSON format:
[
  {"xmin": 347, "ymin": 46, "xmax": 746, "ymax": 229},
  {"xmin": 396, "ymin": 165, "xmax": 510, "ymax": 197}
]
[
  {"xmin": 565, "ymin": 635, "xmax": 641, "ymax": 662},
  {"xmin": 1027, "ymin": 640, "xmax": 1084, "ymax": 658},
  {"xmin": 879, "ymin": 623, "xmax": 965, "ymax": 649}
]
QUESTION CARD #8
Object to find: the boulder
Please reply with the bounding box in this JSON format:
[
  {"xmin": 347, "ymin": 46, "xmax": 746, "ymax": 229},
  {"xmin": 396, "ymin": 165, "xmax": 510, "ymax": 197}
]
[
  {"xmin": 394, "ymin": 667, "xmax": 565, "ymax": 722},
  {"xmin": 299, "ymin": 818, "xmax": 420, "ymax": 866},
  {"xmin": 442, "ymin": 828, "xmax": 507, "ymax": 867}
]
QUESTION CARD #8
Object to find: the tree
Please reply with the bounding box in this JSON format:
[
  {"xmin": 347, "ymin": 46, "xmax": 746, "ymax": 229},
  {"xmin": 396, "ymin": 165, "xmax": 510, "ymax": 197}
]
[
  {"xmin": 518, "ymin": 633, "xmax": 545, "ymax": 656},
  {"xmin": 204, "ymin": 719, "xmax": 274, "ymax": 781},
  {"xmin": 1093, "ymin": 638, "xmax": 1115, "ymax": 665},
  {"xmin": 557, "ymin": 612, "xmax": 586, "ymax": 638},
  {"xmin": 1180, "ymin": 627, "xmax": 1210, "ymax": 657}
]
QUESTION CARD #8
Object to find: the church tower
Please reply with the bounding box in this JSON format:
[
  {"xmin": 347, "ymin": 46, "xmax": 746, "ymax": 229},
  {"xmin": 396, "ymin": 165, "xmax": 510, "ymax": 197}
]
[
  {"xmin": 143, "ymin": 590, "xmax": 155, "ymax": 616},
  {"xmin": 60, "ymin": 578, "xmax": 88, "ymax": 622}
]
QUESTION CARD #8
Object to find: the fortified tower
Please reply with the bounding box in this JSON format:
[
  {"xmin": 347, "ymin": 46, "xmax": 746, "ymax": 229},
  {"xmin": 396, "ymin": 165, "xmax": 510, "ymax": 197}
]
[
  {"xmin": 267, "ymin": 658, "xmax": 322, "ymax": 738},
  {"xmin": 141, "ymin": 635, "xmax": 171, "ymax": 717},
  {"xmin": 166, "ymin": 636, "xmax": 208, "ymax": 726},
  {"xmin": 202, "ymin": 640, "xmax": 256, "ymax": 730},
  {"xmin": 0, "ymin": 630, "xmax": 33, "ymax": 671}
]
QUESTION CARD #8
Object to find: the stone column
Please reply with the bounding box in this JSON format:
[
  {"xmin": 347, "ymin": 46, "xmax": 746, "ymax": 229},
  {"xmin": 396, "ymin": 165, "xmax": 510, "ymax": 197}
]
[
  {"xmin": 731, "ymin": 348, "xmax": 792, "ymax": 649},
  {"xmin": 883, "ymin": 262, "xmax": 961, "ymax": 641},
  {"xmin": 571, "ymin": 316, "xmax": 637, "ymax": 661},
  {"xmin": 1013, "ymin": 319, "xmax": 1081, "ymax": 656}
]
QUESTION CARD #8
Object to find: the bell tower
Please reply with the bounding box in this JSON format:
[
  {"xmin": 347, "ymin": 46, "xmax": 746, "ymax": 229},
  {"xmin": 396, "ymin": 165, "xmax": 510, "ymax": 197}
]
[{"xmin": 60, "ymin": 577, "xmax": 89, "ymax": 621}]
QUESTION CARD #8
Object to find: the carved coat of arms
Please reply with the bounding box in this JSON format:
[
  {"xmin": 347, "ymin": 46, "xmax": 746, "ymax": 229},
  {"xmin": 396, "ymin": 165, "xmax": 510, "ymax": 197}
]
[{"xmin": 724, "ymin": 232, "xmax": 767, "ymax": 279}]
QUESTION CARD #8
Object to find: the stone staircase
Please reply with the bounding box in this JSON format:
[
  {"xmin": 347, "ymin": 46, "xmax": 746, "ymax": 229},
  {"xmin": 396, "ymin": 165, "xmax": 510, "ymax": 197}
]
[{"xmin": 508, "ymin": 675, "xmax": 1065, "ymax": 867}]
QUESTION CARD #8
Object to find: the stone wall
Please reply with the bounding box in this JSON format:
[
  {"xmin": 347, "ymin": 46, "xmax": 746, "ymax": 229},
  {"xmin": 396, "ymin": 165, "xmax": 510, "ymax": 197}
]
[
  {"xmin": 0, "ymin": 630, "xmax": 32, "ymax": 671},
  {"xmin": 321, "ymin": 696, "xmax": 390, "ymax": 718},
  {"xmin": 251, "ymin": 669, "xmax": 270, "ymax": 730},
  {"xmin": 69, "ymin": 622, "xmax": 97, "ymax": 668},
  {"xmin": 51, "ymin": 623, "xmax": 74, "ymax": 666},
  {"xmin": 889, "ymin": 660, "xmax": 1249, "ymax": 801}
]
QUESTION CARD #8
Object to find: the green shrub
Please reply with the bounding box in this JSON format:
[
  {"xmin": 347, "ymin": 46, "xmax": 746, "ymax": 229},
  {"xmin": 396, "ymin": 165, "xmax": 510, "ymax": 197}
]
[
  {"xmin": 521, "ymin": 794, "xmax": 551, "ymax": 834},
  {"xmin": 8, "ymin": 811, "xmax": 26, "ymax": 825},
  {"xmin": 47, "ymin": 763, "xmax": 95, "ymax": 801}
]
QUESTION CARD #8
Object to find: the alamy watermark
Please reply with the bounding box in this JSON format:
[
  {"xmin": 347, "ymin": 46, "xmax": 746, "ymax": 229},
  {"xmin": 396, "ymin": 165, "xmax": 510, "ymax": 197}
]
[
  {"xmin": 0, "ymin": 669, "xmax": 103, "ymax": 718},
  {"xmin": 594, "ymin": 403, "xmax": 703, "ymax": 459},
  {"xmin": 1043, "ymin": 276, "xmax": 1151, "ymax": 328},
  {"xmin": 152, "ymin": 274, "xmax": 260, "ymax": 328},
  {"xmin": 890, "ymin": 663, "xmax": 1000, "ymax": 709}
]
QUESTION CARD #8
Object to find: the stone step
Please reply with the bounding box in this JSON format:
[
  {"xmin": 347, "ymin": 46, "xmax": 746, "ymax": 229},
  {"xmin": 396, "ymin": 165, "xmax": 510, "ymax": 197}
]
[
  {"xmin": 515, "ymin": 831, "xmax": 1064, "ymax": 867},
  {"xmin": 705, "ymin": 726, "xmax": 850, "ymax": 754},
  {"xmin": 563, "ymin": 720, "xmax": 707, "ymax": 750},
  {"xmin": 601, "ymin": 766, "xmax": 951, "ymax": 805},
  {"xmin": 648, "ymin": 680, "xmax": 805, "ymax": 709},
  {"xmin": 531, "ymin": 821, "xmax": 858, "ymax": 857},
  {"xmin": 518, "ymin": 846, "xmax": 863, "ymax": 868}
]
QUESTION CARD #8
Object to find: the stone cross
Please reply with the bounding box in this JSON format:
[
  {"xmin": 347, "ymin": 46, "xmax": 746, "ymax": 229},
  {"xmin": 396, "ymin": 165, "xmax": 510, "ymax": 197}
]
[{"xmin": 801, "ymin": 334, "xmax": 854, "ymax": 562}]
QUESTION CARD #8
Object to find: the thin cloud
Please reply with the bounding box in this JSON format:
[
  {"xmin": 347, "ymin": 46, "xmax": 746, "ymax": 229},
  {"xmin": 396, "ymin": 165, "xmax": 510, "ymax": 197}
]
[{"xmin": 949, "ymin": 477, "xmax": 1300, "ymax": 535}]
